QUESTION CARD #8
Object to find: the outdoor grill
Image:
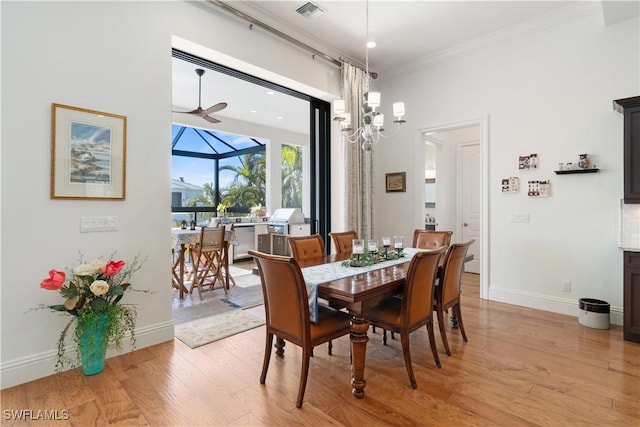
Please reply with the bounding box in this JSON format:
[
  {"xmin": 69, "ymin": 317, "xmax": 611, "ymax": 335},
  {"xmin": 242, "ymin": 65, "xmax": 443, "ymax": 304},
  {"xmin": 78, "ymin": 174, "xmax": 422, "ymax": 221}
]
[{"xmin": 268, "ymin": 208, "xmax": 306, "ymax": 234}]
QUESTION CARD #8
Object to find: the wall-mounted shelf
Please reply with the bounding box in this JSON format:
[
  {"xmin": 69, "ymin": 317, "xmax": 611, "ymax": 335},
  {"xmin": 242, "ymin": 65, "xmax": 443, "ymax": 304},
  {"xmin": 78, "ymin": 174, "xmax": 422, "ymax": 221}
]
[{"xmin": 554, "ymin": 168, "xmax": 599, "ymax": 175}]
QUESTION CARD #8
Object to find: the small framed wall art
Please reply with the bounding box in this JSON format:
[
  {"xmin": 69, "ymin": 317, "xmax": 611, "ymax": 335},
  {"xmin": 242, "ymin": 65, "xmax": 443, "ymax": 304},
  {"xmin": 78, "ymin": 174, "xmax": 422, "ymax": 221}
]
[
  {"xmin": 385, "ymin": 172, "xmax": 406, "ymax": 192},
  {"xmin": 51, "ymin": 103, "xmax": 127, "ymax": 200},
  {"xmin": 519, "ymin": 153, "xmax": 538, "ymax": 170},
  {"xmin": 527, "ymin": 180, "xmax": 550, "ymax": 197},
  {"xmin": 501, "ymin": 177, "xmax": 519, "ymax": 193}
]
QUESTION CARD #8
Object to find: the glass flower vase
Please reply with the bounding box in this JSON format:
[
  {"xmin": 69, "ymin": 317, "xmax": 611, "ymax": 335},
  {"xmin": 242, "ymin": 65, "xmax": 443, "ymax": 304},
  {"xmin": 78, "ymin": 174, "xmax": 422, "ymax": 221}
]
[{"xmin": 77, "ymin": 312, "xmax": 110, "ymax": 375}]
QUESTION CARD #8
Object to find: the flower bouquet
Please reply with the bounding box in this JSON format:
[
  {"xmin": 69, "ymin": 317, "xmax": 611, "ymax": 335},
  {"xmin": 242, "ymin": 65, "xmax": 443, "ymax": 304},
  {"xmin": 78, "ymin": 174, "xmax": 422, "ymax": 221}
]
[{"xmin": 39, "ymin": 254, "xmax": 146, "ymax": 374}]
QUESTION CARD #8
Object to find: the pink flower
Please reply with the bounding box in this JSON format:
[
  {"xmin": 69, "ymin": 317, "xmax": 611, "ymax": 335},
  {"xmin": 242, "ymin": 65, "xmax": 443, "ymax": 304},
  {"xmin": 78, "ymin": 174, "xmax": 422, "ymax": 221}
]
[
  {"xmin": 103, "ymin": 260, "xmax": 125, "ymax": 276},
  {"xmin": 40, "ymin": 270, "xmax": 66, "ymax": 290}
]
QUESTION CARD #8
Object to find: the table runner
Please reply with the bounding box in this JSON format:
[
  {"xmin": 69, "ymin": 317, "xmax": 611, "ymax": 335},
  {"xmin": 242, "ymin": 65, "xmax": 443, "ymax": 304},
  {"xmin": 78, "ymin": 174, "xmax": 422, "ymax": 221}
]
[{"xmin": 301, "ymin": 247, "xmax": 423, "ymax": 323}]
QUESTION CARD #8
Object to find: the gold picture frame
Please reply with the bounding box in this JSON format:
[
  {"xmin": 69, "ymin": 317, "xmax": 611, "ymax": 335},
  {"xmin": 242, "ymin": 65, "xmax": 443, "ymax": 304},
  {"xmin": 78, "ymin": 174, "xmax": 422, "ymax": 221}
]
[
  {"xmin": 385, "ymin": 172, "xmax": 406, "ymax": 192},
  {"xmin": 51, "ymin": 103, "xmax": 126, "ymax": 200}
]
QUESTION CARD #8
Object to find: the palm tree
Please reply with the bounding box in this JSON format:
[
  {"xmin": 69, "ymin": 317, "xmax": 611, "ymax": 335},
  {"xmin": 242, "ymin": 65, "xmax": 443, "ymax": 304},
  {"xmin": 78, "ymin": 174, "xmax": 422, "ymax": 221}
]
[
  {"xmin": 220, "ymin": 152, "xmax": 266, "ymax": 208},
  {"xmin": 185, "ymin": 182, "xmax": 217, "ymax": 207},
  {"xmin": 282, "ymin": 145, "xmax": 302, "ymax": 208}
]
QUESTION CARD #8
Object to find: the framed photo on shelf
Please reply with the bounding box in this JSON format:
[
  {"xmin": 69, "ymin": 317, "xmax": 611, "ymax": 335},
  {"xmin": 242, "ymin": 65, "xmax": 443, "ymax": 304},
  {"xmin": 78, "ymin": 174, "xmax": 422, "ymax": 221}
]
[
  {"xmin": 385, "ymin": 172, "xmax": 406, "ymax": 192},
  {"xmin": 51, "ymin": 103, "xmax": 127, "ymax": 200}
]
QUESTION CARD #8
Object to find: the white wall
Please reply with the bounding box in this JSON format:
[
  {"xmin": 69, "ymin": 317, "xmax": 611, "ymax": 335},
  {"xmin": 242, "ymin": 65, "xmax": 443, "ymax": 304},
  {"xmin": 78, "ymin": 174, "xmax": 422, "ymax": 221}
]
[
  {"xmin": 375, "ymin": 10, "xmax": 639, "ymax": 321},
  {"xmin": 0, "ymin": 0, "xmax": 340, "ymax": 388}
]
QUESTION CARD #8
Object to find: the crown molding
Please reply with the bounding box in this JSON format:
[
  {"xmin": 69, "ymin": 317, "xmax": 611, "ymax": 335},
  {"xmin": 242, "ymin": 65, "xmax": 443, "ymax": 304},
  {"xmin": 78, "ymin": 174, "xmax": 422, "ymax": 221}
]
[{"xmin": 382, "ymin": 1, "xmax": 602, "ymax": 80}]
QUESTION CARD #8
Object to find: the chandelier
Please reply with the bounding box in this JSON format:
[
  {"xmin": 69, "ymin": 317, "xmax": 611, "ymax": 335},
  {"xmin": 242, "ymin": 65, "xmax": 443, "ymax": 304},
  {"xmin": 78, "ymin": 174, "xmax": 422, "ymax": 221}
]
[{"xmin": 333, "ymin": 0, "xmax": 406, "ymax": 152}]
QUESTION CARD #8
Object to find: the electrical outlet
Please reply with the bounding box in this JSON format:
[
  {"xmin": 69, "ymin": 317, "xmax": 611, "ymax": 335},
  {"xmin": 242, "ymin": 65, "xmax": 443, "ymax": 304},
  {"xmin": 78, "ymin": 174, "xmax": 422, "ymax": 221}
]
[{"xmin": 561, "ymin": 280, "xmax": 571, "ymax": 293}]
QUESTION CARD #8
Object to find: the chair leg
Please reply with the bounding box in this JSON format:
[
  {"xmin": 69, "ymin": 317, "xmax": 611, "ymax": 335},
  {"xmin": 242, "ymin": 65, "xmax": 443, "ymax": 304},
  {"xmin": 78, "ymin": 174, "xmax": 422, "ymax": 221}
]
[
  {"xmin": 426, "ymin": 321, "xmax": 441, "ymax": 369},
  {"xmin": 436, "ymin": 305, "xmax": 451, "ymax": 356},
  {"xmin": 260, "ymin": 332, "xmax": 274, "ymax": 384},
  {"xmin": 383, "ymin": 329, "xmax": 388, "ymax": 346},
  {"xmin": 191, "ymin": 254, "xmax": 204, "ymax": 299},
  {"xmin": 328, "ymin": 340, "xmax": 333, "ymax": 355},
  {"xmin": 297, "ymin": 347, "xmax": 312, "ymax": 408},
  {"xmin": 400, "ymin": 332, "xmax": 417, "ymax": 389},
  {"xmin": 454, "ymin": 304, "xmax": 468, "ymax": 342}
]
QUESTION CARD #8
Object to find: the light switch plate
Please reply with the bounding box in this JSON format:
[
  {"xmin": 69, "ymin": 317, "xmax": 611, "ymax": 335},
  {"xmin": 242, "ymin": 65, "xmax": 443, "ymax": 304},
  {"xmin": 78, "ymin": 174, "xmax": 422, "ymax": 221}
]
[
  {"xmin": 80, "ymin": 216, "xmax": 118, "ymax": 232},
  {"xmin": 510, "ymin": 212, "xmax": 530, "ymax": 223}
]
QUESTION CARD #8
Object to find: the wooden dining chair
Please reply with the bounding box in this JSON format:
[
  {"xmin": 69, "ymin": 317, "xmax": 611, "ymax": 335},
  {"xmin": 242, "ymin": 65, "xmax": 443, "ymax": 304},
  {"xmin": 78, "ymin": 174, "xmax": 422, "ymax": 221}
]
[
  {"xmin": 412, "ymin": 229, "xmax": 453, "ymax": 250},
  {"xmin": 190, "ymin": 226, "xmax": 228, "ymax": 298},
  {"xmin": 287, "ymin": 234, "xmax": 339, "ymax": 354},
  {"xmin": 248, "ymin": 250, "xmax": 352, "ymax": 408},
  {"xmin": 366, "ymin": 248, "xmax": 445, "ymax": 389},
  {"xmin": 287, "ymin": 234, "xmax": 325, "ymax": 261},
  {"xmin": 329, "ymin": 230, "xmax": 358, "ymax": 254},
  {"xmin": 434, "ymin": 240, "xmax": 474, "ymax": 356}
]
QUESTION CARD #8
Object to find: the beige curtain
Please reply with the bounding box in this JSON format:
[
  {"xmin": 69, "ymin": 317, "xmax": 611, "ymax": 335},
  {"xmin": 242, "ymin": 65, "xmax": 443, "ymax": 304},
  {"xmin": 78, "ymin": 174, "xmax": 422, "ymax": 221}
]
[{"xmin": 341, "ymin": 61, "xmax": 375, "ymax": 240}]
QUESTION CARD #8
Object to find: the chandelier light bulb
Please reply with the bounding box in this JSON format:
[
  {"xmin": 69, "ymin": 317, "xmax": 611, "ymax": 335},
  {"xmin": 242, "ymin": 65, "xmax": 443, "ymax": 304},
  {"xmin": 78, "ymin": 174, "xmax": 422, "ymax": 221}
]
[
  {"xmin": 373, "ymin": 114, "xmax": 384, "ymax": 128},
  {"xmin": 342, "ymin": 113, "xmax": 351, "ymax": 127},
  {"xmin": 334, "ymin": 99, "xmax": 346, "ymax": 114},
  {"xmin": 393, "ymin": 102, "xmax": 405, "ymax": 118},
  {"xmin": 367, "ymin": 91, "xmax": 381, "ymax": 109}
]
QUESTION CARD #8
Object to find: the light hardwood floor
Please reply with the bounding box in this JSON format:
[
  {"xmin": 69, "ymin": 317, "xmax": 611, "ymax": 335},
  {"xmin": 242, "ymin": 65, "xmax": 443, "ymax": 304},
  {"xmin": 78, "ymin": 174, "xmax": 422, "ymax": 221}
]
[{"xmin": 2, "ymin": 274, "xmax": 639, "ymax": 426}]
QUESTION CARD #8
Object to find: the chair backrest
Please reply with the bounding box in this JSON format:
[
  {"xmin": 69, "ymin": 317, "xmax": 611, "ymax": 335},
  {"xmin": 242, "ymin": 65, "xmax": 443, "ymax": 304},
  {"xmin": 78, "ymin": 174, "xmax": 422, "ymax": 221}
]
[
  {"xmin": 439, "ymin": 240, "xmax": 474, "ymax": 306},
  {"xmin": 329, "ymin": 231, "xmax": 358, "ymax": 254},
  {"xmin": 198, "ymin": 227, "xmax": 226, "ymax": 251},
  {"xmin": 412, "ymin": 230, "xmax": 453, "ymax": 249},
  {"xmin": 288, "ymin": 234, "xmax": 325, "ymax": 261},
  {"xmin": 402, "ymin": 248, "xmax": 446, "ymax": 327},
  {"xmin": 248, "ymin": 250, "xmax": 309, "ymax": 346}
]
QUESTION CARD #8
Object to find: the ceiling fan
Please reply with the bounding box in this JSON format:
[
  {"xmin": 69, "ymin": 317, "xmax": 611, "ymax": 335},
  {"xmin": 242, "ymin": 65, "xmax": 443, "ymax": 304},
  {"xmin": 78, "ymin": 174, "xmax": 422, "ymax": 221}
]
[{"xmin": 173, "ymin": 68, "xmax": 227, "ymax": 124}]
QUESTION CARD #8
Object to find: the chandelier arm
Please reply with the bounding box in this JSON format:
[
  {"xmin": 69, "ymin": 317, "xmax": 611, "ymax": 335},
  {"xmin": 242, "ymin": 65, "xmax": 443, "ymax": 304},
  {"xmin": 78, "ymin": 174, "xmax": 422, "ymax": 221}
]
[{"xmin": 375, "ymin": 123, "xmax": 402, "ymax": 139}]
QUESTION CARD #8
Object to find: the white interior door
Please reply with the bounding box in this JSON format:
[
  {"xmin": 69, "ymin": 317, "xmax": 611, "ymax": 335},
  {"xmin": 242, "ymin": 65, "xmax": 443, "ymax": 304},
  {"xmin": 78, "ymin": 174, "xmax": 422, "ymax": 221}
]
[{"xmin": 460, "ymin": 142, "xmax": 481, "ymax": 274}]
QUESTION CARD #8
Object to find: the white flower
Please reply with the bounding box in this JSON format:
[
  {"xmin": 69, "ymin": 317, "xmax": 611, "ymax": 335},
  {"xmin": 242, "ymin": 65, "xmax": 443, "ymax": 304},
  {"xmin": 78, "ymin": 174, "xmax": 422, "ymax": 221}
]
[
  {"xmin": 64, "ymin": 296, "xmax": 79, "ymax": 310},
  {"xmin": 89, "ymin": 258, "xmax": 107, "ymax": 273},
  {"xmin": 73, "ymin": 263, "xmax": 100, "ymax": 276},
  {"xmin": 89, "ymin": 280, "xmax": 109, "ymax": 296}
]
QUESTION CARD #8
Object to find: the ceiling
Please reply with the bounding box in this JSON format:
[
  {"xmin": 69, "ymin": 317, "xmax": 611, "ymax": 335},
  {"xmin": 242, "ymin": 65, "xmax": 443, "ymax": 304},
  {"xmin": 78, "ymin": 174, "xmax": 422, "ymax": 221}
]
[{"xmin": 172, "ymin": 1, "xmax": 636, "ymax": 135}]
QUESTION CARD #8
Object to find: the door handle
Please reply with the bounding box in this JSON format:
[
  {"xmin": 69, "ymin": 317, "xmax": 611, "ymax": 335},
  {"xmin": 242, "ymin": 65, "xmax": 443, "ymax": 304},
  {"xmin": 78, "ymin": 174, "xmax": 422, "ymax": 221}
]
[{"xmin": 463, "ymin": 222, "xmax": 469, "ymax": 227}]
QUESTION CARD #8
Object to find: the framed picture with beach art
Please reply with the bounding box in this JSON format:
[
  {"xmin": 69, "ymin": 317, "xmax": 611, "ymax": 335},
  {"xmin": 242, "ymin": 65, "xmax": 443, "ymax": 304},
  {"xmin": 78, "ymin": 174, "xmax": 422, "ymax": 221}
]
[
  {"xmin": 51, "ymin": 103, "xmax": 126, "ymax": 200},
  {"xmin": 385, "ymin": 172, "xmax": 406, "ymax": 192}
]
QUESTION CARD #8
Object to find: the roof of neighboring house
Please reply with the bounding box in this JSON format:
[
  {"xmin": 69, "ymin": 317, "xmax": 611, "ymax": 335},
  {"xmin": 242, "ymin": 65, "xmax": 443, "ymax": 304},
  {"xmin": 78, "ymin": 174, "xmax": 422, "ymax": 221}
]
[{"xmin": 171, "ymin": 178, "xmax": 204, "ymax": 192}]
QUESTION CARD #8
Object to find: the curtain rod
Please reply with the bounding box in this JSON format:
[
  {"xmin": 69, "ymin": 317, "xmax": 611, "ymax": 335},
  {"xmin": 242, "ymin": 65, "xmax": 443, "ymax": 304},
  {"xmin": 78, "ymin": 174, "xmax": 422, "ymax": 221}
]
[{"xmin": 207, "ymin": 0, "xmax": 342, "ymax": 68}]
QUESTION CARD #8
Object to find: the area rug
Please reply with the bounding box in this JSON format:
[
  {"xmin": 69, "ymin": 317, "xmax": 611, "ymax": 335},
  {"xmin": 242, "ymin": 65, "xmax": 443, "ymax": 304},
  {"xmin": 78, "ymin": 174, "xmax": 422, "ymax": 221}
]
[
  {"xmin": 175, "ymin": 310, "xmax": 265, "ymax": 349},
  {"xmin": 223, "ymin": 285, "xmax": 264, "ymax": 309},
  {"xmin": 232, "ymin": 272, "xmax": 262, "ymax": 288},
  {"xmin": 228, "ymin": 265, "xmax": 253, "ymax": 278},
  {"xmin": 173, "ymin": 297, "xmax": 236, "ymax": 325}
]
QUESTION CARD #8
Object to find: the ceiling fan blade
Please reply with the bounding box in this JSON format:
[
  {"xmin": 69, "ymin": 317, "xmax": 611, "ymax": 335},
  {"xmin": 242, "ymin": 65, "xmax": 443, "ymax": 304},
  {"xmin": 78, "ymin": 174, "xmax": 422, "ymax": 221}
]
[
  {"xmin": 203, "ymin": 115, "xmax": 221, "ymax": 124},
  {"xmin": 201, "ymin": 102, "xmax": 227, "ymax": 115}
]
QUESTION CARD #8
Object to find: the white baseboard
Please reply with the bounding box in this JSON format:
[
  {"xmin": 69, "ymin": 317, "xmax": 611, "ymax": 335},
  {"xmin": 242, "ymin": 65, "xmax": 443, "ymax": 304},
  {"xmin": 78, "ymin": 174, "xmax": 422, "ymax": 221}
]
[
  {"xmin": 0, "ymin": 321, "xmax": 174, "ymax": 389},
  {"xmin": 489, "ymin": 286, "xmax": 623, "ymax": 326}
]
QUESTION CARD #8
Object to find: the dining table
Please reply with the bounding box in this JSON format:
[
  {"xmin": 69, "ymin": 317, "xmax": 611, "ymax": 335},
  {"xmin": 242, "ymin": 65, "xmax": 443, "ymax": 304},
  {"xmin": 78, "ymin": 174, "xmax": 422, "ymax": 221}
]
[{"xmin": 295, "ymin": 247, "xmax": 426, "ymax": 399}]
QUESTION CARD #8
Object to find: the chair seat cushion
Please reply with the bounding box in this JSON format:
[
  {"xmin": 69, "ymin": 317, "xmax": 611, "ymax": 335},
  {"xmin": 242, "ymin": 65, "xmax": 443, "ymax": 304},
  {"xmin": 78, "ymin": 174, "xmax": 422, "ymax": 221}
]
[
  {"xmin": 367, "ymin": 297, "xmax": 402, "ymax": 328},
  {"xmin": 310, "ymin": 306, "xmax": 351, "ymax": 342}
]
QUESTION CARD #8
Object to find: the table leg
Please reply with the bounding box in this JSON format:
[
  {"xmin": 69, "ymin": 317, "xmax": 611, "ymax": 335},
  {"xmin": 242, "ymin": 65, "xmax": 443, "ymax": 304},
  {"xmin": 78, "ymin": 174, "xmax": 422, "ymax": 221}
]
[
  {"xmin": 450, "ymin": 311, "xmax": 459, "ymax": 329},
  {"xmin": 350, "ymin": 314, "xmax": 369, "ymax": 399},
  {"xmin": 224, "ymin": 244, "xmax": 230, "ymax": 291},
  {"xmin": 275, "ymin": 337, "xmax": 285, "ymax": 357},
  {"xmin": 178, "ymin": 243, "xmax": 190, "ymax": 299}
]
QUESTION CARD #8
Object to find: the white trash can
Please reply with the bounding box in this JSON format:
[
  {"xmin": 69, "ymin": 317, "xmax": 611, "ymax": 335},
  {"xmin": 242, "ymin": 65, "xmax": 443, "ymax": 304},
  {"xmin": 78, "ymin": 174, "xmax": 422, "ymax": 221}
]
[{"xmin": 578, "ymin": 298, "xmax": 610, "ymax": 330}]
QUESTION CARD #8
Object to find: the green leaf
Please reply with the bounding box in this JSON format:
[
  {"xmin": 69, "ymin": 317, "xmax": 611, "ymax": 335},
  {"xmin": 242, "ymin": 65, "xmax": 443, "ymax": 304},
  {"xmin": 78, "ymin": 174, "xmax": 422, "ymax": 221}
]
[
  {"xmin": 108, "ymin": 286, "xmax": 124, "ymax": 296},
  {"xmin": 90, "ymin": 298, "xmax": 109, "ymax": 311},
  {"xmin": 60, "ymin": 287, "xmax": 81, "ymax": 298},
  {"xmin": 49, "ymin": 304, "xmax": 68, "ymax": 312}
]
